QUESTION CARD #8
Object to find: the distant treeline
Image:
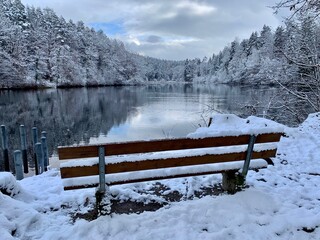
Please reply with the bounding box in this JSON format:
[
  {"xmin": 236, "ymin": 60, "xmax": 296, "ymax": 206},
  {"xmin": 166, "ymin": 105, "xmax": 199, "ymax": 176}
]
[
  {"xmin": 0, "ymin": 0, "xmax": 184, "ymax": 88},
  {"xmin": 0, "ymin": 0, "xmax": 319, "ymax": 88}
]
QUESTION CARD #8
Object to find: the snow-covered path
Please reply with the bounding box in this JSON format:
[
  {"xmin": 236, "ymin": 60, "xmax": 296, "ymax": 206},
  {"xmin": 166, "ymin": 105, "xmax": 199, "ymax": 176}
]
[{"xmin": 1, "ymin": 113, "xmax": 320, "ymax": 240}]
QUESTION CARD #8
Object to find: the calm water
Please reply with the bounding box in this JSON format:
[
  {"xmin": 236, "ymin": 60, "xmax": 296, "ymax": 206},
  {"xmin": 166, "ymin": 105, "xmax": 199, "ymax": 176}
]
[{"xmin": 0, "ymin": 84, "xmax": 279, "ymax": 160}]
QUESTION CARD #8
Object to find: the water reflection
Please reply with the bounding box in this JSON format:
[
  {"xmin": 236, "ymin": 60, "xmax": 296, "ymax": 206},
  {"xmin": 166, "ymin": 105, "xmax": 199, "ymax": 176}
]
[{"xmin": 0, "ymin": 84, "xmax": 279, "ymax": 162}]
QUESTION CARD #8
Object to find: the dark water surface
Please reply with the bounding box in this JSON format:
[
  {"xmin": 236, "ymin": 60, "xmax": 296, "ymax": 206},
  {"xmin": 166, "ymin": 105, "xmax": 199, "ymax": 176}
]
[{"xmin": 0, "ymin": 84, "xmax": 278, "ymax": 159}]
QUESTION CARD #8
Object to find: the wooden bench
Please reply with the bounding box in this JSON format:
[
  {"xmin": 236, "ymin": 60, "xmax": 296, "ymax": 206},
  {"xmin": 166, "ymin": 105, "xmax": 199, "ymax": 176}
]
[{"xmin": 58, "ymin": 132, "xmax": 282, "ymax": 199}]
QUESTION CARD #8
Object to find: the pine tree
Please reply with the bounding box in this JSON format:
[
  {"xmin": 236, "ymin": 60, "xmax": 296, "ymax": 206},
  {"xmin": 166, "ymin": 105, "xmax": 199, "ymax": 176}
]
[{"xmin": 273, "ymin": 26, "xmax": 286, "ymax": 58}]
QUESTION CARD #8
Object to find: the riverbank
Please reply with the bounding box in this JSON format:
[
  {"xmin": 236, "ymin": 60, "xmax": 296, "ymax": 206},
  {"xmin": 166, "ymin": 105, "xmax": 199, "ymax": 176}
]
[
  {"xmin": 0, "ymin": 80, "xmax": 283, "ymax": 91},
  {"xmin": 0, "ymin": 80, "xmax": 187, "ymax": 90},
  {"xmin": 1, "ymin": 113, "xmax": 320, "ymax": 239}
]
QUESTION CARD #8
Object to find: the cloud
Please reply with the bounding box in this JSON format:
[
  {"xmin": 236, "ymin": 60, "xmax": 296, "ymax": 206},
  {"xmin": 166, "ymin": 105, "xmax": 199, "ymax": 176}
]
[
  {"xmin": 145, "ymin": 35, "xmax": 163, "ymax": 44},
  {"xmin": 21, "ymin": 0, "xmax": 283, "ymax": 60},
  {"xmin": 176, "ymin": 1, "xmax": 215, "ymax": 16}
]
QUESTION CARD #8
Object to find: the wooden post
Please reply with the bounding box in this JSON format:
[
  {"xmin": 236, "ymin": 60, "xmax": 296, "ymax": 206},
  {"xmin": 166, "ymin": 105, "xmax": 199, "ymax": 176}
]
[
  {"xmin": 32, "ymin": 127, "xmax": 39, "ymax": 175},
  {"xmin": 41, "ymin": 131, "xmax": 47, "ymax": 138},
  {"xmin": 222, "ymin": 170, "xmax": 237, "ymax": 194},
  {"xmin": 41, "ymin": 136, "xmax": 49, "ymax": 171},
  {"xmin": 1, "ymin": 125, "xmax": 10, "ymax": 172},
  {"xmin": 19, "ymin": 125, "xmax": 28, "ymax": 173},
  {"xmin": 14, "ymin": 150, "xmax": 23, "ymax": 180},
  {"xmin": 35, "ymin": 143, "xmax": 43, "ymax": 174}
]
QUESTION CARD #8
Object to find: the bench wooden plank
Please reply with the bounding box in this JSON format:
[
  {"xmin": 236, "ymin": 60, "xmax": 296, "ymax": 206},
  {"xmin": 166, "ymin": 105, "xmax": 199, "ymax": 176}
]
[
  {"xmin": 63, "ymin": 165, "xmax": 267, "ymax": 191},
  {"xmin": 58, "ymin": 133, "xmax": 282, "ymax": 160},
  {"xmin": 62, "ymin": 170, "xmax": 238, "ymax": 190},
  {"xmin": 60, "ymin": 149, "xmax": 276, "ymax": 178}
]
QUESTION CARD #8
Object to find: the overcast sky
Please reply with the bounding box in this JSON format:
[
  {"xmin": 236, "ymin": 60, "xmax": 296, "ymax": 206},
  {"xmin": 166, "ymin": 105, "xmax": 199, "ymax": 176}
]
[{"xmin": 21, "ymin": 0, "xmax": 285, "ymax": 61}]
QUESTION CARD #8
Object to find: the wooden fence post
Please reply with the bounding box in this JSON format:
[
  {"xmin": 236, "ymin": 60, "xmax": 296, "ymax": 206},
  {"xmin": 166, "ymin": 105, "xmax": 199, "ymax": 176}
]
[
  {"xmin": 35, "ymin": 143, "xmax": 43, "ymax": 174},
  {"xmin": 19, "ymin": 125, "xmax": 28, "ymax": 173},
  {"xmin": 14, "ymin": 150, "xmax": 23, "ymax": 180},
  {"xmin": 41, "ymin": 131, "xmax": 47, "ymax": 138},
  {"xmin": 32, "ymin": 127, "xmax": 39, "ymax": 175},
  {"xmin": 1, "ymin": 125, "xmax": 10, "ymax": 172},
  {"xmin": 41, "ymin": 136, "xmax": 48, "ymax": 171}
]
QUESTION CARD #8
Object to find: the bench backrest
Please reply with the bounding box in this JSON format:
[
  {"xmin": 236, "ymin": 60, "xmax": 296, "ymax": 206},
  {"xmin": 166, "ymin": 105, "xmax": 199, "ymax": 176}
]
[{"xmin": 59, "ymin": 133, "xmax": 282, "ymax": 190}]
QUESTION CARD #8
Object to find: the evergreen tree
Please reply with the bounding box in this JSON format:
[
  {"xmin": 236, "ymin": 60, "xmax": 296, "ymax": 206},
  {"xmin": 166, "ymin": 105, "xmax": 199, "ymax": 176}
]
[
  {"xmin": 273, "ymin": 26, "xmax": 286, "ymax": 58},
  {"xmin": 184, "ymin": 59, "xmax": 193, "ymax": 82}
]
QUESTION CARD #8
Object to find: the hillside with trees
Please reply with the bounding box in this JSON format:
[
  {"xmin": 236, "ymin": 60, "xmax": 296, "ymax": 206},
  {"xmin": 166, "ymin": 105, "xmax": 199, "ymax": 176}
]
[
  {"xmin": 0, "ymin": 0, "xmax": 184, "ymax": 88},
  {"xmin": 1, "ymin": 0, "xmax": 320, "ymax": 103},
  {"xmin": 192, "ymin": 17, "xmax": 319, "ymax": 87}
]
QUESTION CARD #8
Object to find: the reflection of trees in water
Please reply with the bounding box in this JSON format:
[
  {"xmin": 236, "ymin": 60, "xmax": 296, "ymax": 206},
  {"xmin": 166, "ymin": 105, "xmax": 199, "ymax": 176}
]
[
  {"xmin": 0, "ymin": 84, "xmax": 289, "ymax": 170},
  {"xmin": 0, "ymin": 87, "xmax": 143, "ymax": 162},
  {"xmin": 162, "ymin": 84, "xmax": 282, "ymax": 123},
  {"xmin": 122, "ymin": 84, "xmax": 284, "ymax": 124}
]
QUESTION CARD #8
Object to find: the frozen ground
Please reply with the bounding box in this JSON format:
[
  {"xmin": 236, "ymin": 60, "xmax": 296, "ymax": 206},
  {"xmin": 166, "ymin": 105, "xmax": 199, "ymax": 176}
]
[{"xmin": 0, "ymin": 113, "xmax": 320, "ymax": 240}]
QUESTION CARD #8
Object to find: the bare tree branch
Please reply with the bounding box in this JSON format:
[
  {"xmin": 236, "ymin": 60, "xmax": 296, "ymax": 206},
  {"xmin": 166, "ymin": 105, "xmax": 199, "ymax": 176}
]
[{"xmin": 273, "ymin": 0, "xmax": 320, "ymax": 19}]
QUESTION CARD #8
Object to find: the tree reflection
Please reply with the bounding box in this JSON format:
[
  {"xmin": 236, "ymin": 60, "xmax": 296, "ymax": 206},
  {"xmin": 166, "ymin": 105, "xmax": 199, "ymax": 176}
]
[
  {"xmin": 0, "ymin": 84, "xmax": 282, "ymax": 171},
  {"xmin": 0, "ymin": 87, "xmax": 143, "ymax": 164}
]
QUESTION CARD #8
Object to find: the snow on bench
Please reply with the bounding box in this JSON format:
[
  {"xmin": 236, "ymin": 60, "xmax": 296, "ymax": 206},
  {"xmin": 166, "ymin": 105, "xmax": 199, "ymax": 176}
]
[
  {"xmin": 58, "ymin": 136, "xmax": 281, "ymax": 192},
  {"xmin": 58, "ymin": 114, "xmax": 284, "ymax": 194}
]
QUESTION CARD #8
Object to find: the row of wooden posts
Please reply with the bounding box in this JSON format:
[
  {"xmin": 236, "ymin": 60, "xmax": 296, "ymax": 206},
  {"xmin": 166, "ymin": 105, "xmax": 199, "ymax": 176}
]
[{"xmin": 0, "ymin": 125, "xmax": 49, "ymax": 180}]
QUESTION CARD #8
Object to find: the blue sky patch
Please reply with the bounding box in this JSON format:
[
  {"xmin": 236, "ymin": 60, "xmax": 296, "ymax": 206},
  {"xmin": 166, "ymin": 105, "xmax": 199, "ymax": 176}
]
[{"xmin": 89, "ymin": 21, "xmax": 126, "ymax": 36}]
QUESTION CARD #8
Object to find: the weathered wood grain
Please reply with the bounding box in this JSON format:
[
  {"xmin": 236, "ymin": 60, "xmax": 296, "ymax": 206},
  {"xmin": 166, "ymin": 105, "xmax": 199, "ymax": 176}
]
[
  {"xmin": 60, "ymin": 149, "xmax": 276, "ymax": 178},
  {"xmin": 58, "ymin": 133, "xmax": 282, "ymax": 160}
]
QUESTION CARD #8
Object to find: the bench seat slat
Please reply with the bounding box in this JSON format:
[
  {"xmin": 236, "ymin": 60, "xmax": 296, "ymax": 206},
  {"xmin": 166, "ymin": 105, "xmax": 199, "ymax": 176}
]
[
  {"xmin": 62, "ymin": 159, "xmax": 270, "ymax": 190},
  {"xmin": 60, "ymin": 149, "xmax": 276, "ymax": 178},
  {"xmin": 58, "ymin": 133, "xmax": 282, "ymax": 160}
]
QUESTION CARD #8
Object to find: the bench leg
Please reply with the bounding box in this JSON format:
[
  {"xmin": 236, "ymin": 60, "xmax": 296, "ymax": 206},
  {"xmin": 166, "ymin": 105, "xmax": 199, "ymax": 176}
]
[
  {"xmin": 222, "ymin": 171, "xmax": 238, "ymax": 194},
  {"xmin": 95, "ymin": 185, "xmax": 111, "ymax": 216},
  {"xmin": 95, "ymin": 146, "xmax": 111, "ymax": 215}
]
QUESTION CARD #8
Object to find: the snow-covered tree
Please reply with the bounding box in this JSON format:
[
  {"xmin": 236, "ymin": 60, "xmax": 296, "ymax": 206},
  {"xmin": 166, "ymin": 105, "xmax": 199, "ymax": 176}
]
[{"xmin": 273, "ymin": 26, "xmax": 286, "ymax": 58}]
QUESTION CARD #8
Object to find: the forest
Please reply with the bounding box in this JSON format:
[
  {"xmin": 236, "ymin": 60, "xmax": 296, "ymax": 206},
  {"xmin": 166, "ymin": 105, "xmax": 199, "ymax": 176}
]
[
  {"xmin": 0, "ymin": 0, "xmax": 185, "ymax": 88},
  {"xmin": 0, "ymin": 0, "xmax": 320, "ymax": 120},
  {"xmin": 0, "ymin": 0, "xmax": 319, "ymax": 87}
]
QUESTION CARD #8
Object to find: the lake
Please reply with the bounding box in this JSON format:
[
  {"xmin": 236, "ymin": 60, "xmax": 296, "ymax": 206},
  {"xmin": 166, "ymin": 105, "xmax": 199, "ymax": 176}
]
[{"xmin": 0, "ymin": 84, "xmax": 279, "ymax": 160}]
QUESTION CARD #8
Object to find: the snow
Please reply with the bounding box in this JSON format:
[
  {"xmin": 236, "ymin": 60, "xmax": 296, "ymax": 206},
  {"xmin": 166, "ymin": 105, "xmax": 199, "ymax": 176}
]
[
  {"xmin": 0, "ymin": 172, "xmax": 22, "ymax": 197},
  {"xmin": 188, "ymin": 114, "xmax": 284, "ymax": 138},
  {"xmin": 63, "ymin": 159, "xmax": 269, "ymax": 189},
  {"xmin": 1, "ymin": 113, "xmax": 320, "ymax": 239},
  {"xmin": 60, "ymin": 142, "xmax": 278, "ymax": 168}
]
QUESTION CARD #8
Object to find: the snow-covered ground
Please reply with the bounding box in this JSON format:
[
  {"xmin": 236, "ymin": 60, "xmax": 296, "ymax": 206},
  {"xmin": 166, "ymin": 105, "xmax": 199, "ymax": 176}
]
[{"xmin": 1, "ymin": 113, "xmax": 320, "ymax": 240}]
